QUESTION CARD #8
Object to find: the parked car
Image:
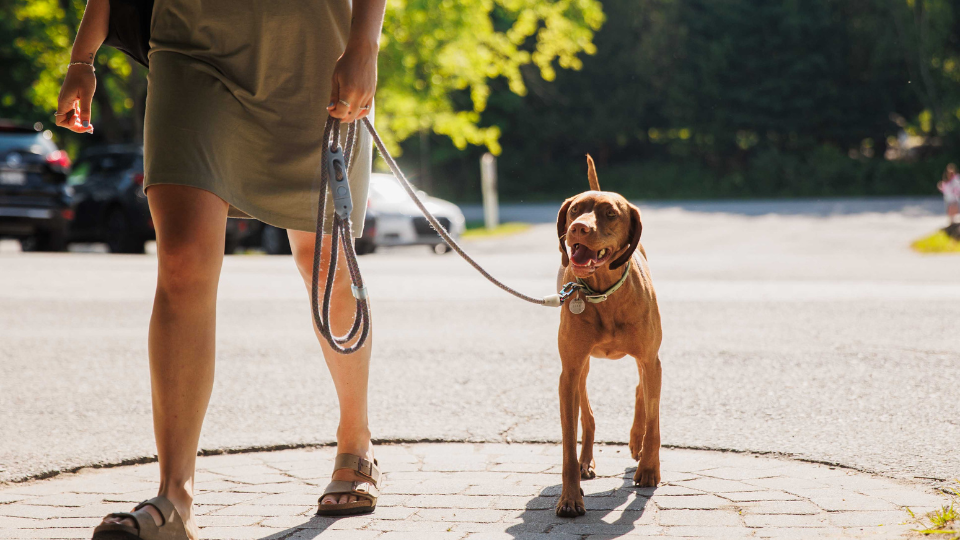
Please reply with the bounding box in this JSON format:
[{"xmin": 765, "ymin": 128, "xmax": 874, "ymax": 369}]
[
  {"xmin": 67, "ymin": 145, "xmax": 154, "ymax": 253},
  {"xmin": 225, "ymin": 213, "xmax": 377, "ymax": 256},
  {"xmin": 366, "ymin": 173, "xmax": 464, "ymax": 253},
  {"xmin": 0, "ymin": 122, "xmax": 73, "ymax": 251}
]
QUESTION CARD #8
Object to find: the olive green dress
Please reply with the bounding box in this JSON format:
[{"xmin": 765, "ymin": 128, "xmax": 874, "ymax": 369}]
[{"xmin": 143, "ymin": 0, "xmax": 372, "ymax": 236}]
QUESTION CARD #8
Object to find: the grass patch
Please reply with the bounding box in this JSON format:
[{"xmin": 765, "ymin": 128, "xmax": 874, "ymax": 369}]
[
  {"xmin": 461, "ymin": 222, "xmax": 531, "ymax": 239},
  {"xmin": 909, "ymin": 483, "xmax": 960, "ymax": 539},
  {"xmin": 911, "ymin": 230, "xmax": 960, "ymax": 254}
]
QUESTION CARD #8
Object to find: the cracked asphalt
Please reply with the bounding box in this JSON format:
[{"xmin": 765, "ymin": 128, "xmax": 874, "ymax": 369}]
[{"xmin": 1, "ymin": 198, "xmax": 958, "ymax": 486}]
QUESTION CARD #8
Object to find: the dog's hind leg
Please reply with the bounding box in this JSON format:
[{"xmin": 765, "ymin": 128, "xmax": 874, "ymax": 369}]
[
  {"xmin": 578, "ymin": 360, "xmax": 596, "ymax": 479},
  {"xmin": 632, "ymin": 354, "xmax": 662, "ymax": 487}
]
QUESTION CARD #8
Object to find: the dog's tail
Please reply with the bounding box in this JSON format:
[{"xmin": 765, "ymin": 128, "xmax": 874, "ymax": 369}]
[{"xmin": 586, "ymin": 154, "xmax": 600, "ymax": 191}]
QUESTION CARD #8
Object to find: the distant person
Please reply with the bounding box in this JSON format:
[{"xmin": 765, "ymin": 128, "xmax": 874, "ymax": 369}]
[{"xmin": 938, "ymin": 164, "xmax": 960, "ymax": 223}]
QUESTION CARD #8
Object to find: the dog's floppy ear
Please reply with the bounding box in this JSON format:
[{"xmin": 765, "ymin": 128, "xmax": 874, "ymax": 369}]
[
  {"xmin": 586, "ymin": 154, "xmax": 600, "ymax": 191},
  {"xmin": 609, "ymin": 203, "xmax": 641, "ymax": 269},
  {"xmin": 557, "ymin": 197, "xmax": 574, "ymax": 267}
]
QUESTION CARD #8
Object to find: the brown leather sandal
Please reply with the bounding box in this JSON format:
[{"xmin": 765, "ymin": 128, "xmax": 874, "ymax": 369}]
[
  {"xmin": 316, "ymin": 453, "xmax": 382, "ymax": 516},
  {"xmin": 91, "ymin": 496, "xmax": 189, "ymax": 540}
]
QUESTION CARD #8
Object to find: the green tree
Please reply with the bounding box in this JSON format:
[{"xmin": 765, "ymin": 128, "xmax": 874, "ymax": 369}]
[{"xmin": 2, "ymin": 0, "xmax": 603, "ymax": 156}]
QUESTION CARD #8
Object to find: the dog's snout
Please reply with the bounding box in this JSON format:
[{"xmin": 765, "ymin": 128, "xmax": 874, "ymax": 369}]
[{"xmin": 568, "ymin": 221, "xmax": 593, "ymax": 241}]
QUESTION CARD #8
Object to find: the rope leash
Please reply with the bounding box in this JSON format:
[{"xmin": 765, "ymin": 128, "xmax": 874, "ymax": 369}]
[{"xmin": 311, "ymin": 116, "xmax": 577, "ymax": 352}]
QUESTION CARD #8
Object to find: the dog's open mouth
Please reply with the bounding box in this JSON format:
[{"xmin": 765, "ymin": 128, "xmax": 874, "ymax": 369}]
[{"xmin": 569, "ymin": 243, "xmax": 613, "ymax": 272}]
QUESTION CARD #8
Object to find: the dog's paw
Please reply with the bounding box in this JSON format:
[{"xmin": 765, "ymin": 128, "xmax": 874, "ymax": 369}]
[
  {"xmin": 555, "ymin": 492, "xmax": 586, "ymax": 518},
  {"xmin": 579, "ymin": 459, "xmax": 596, "ymax": 480},
  {"xmin": 633, "ymin": 464, "xmax": 661, "ymax": 487}
]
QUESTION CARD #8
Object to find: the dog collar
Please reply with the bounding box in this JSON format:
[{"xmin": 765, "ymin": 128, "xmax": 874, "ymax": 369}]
[{"xmin": 575, "ymin": 260, "xmax": 631, "ymax": 303}]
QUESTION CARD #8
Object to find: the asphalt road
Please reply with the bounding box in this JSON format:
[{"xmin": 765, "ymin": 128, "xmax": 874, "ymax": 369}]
[{"xmin": 1, "ymin": 197, "xmax": 958, "ymax": 485}]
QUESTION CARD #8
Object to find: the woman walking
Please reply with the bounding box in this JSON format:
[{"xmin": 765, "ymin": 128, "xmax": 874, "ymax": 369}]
[{"xmin": 55, "ymin": 0, "xmax": 386, "ymax": 537}]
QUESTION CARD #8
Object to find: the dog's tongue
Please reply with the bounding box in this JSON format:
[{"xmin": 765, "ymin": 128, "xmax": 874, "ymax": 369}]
[{"xmin": 571, "ymin": 244, "xmax": 597, "ymax": 265}]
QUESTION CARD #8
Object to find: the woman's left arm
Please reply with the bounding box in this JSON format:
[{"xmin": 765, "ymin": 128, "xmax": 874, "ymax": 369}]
[{"xmin": 327, "ymin": 0, "xmax": 387, "ymax": 123}]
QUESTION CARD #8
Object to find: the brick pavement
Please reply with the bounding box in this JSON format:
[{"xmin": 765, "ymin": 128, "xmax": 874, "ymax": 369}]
[{"xmin": 0, "ymin": 444, "xmax": 947, "ymax": 539}]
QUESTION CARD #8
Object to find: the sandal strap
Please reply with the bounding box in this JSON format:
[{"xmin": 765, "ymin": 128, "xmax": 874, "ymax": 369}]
[
  {"xmin": 333, "ymin": 454, "xmax": 381, "ymax": 485},
  {"xmin": 134, "ymin": 496, "xmax": 176, "ymax": 525},
  {"xmin": 321, "ymin": 479, "xmax": 380, "ymax": 502}
]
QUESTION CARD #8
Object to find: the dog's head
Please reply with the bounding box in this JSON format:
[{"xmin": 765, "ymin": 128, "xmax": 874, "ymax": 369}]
[{"xmin": 557, "ymin": 157, "xmax": 641, "ymax": 278}]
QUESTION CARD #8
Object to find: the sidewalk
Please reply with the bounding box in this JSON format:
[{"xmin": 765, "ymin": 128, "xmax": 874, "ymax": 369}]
[{"xmin": 0, "ymin": 443, "xmax": 946, "ymax": 539}]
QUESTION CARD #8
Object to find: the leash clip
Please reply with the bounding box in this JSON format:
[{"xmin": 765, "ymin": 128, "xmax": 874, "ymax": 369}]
[
  {"xmin": 557, "ymin": 282, "xmax": 582, "ymax": 305},
  {"xmin": 325, "ymin": 144, "xmax": 353, "ymax": 220}
]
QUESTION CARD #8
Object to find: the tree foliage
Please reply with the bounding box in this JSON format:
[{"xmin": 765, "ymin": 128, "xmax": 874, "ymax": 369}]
[
  {"xmin": 1, "ymin": 0, "xmax": 603, "ymax": 156},
  {"xmin": 417, "ymin": 0, "xmax": 960, "ymax": 201}
]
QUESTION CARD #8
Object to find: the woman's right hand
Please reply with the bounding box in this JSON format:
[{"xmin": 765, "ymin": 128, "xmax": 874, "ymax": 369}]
[{"xmin": 55, "ymin": 64, "xmax": 97, "ymax": 134}]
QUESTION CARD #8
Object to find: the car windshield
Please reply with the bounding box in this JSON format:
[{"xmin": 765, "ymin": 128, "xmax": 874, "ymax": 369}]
[{"xmin": 0, "ymin": 133, "xmax": 46, "ymax": 155}]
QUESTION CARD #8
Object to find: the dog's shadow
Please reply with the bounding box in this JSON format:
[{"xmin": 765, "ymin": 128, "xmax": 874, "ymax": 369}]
[{"xmin": 504, "ymin": 467, "xmax": 656, "ymax": 539}]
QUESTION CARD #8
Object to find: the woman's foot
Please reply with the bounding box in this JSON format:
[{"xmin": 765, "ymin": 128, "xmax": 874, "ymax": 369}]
[
  {"xmin": 97, "ymin": 491, "xmax": 198, "ymax": 540},
  {"xmin": 320, "ymin": 431, "xmax": 375, "ymax": 507}
]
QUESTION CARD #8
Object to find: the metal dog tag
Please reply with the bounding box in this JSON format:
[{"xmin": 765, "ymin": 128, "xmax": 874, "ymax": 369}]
[{"xmin": 568, "ymin": 295, "xmax": 585, "ymax": 315}]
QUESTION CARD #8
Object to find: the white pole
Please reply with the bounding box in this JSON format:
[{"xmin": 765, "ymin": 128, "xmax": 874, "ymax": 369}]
[{"xmin": 481, "ymin": 152, "xmax": 499, "ymax": 230}]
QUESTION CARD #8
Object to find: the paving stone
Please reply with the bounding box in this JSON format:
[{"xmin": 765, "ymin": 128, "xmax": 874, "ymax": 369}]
[
  {"xmin": 658, "ymin": 508, "xmax": 742, "ymax": 527},
  {"xmin": 752, "ymin": 527, "xmax": 842, "ymax": 538},
  {"xmin": 742, "ymin": 514, "xmax": 831, "ymax": 528},
  {"xmin": 405, "ymin": 494, "xmax": 498, "ymax": 509},
  {"xmin": 653, "ymin": 494, "xmax": 731, "ymax": 510},
  {"xmin": 201, "ymin": 526, "xmax": 289, "ymax": 539},
  {"xmin": 661, "ymin": 525, "xmax": 755, "ymax": 537},
  {"xmin": 806, "ymin": 494, "xmax": 898, "ymax": 512},
  {"xmin": 286, "ymin": 530, "xmax": 382, "ymax": 540},
  {"xmin": 825, "ymin": 510, "xmax": 911, "ymax": 527},
  {"xmin": 697, "ymin": 467, "xmax": 784, "ymax": 481},
  {"xmin": 415, "ymin": 507, "xmax": 509, "ymax": 523},
  {"xmin": 369, "ymin": 518, "xmax": 460, "ymax": 532},
  {"xmin": 464, "ymin": 533, "xmax": 578, "ymax": 540},
  {"xmin": 491, "ymin": 495, "xmax": 556, "ymax": 510},
  {"xmin": 738, "ymin": 500, "xmax": 821, "ymax": 515},
  {"xmin": 721, "ymin": 491, "xmax": 801, "ymax": 503},
  {"xmin": 675, "ymin": 477, "xmax": 764, "ymax": 493},
  {"xmin": 0, "ymin": 443, "xmax": 946, "ymax": 540},
  {"xmin": 377, "ymin": 532, "xmax": 467, "ymax": 540}
]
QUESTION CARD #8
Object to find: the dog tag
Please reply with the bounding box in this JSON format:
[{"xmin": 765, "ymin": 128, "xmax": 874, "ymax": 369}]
[{"xmin": 568, "ymin": 295, "xmax": 585, "ymax": 315}]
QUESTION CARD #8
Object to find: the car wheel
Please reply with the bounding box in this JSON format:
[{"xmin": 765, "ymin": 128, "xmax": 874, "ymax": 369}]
[
  {"xmin": 105, "ymin": 208, "xmax": 145, "ymax": 254},
  {"xmin": 20, "ymin": 228, "xmax": 67, "ymax": 252},
  {"xmin": 262, "ymin": 225, "xmax": 292, "ymax": 255},
  {"xmin": 355, "ymin": 239, "xmax": 376, "ymax": 255},
  {"xmin": 432, "ymin": 243, "xmax": 452, "ymax": 255},
  {"xmin": 224, "ymin": 231, "xmax": 239, "ymax": 255}
]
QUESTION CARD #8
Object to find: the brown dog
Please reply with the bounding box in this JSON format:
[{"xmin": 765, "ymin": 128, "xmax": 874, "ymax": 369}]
[{"xmin": 554, "ymin": 156, "xmax": 663, "ymax": 517}]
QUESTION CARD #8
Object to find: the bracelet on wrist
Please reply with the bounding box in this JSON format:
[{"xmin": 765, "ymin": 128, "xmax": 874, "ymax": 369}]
[{"xmin": 68, "ymin": 61, "xmax": 96, "ymax": 72}]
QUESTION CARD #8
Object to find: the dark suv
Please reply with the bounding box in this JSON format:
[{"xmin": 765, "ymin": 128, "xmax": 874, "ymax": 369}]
[
  {"xmin": 67, "ymin": 145, "xmax": 155, "ymax": 253},
  {"xmin": 0, "ymin": 122, "xmax": 73, "ymax": 251}
]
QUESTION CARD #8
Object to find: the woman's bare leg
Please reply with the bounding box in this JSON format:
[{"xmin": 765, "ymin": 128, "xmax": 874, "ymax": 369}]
[
  {"xmin": 288, "ymin": 229, "xmax": 374, "ymax": 506},
  {"xmin": 99, "ymin": 185, "xmax": 229, "ymax": 540}
]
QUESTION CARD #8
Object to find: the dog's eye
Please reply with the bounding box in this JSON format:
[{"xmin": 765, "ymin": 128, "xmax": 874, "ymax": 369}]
[
  {"xmin": 570, "ymin": 205, "xmax": 579, "ymax": 214},
  {"xmin": 606, "ymin": 211, "xmax": 617, "ymax": 219}
]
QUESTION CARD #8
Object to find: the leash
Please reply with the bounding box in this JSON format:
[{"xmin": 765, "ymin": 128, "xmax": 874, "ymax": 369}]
[{"xmin": 312, "ymin": 116, "xmax": 577, "ymax": 352}]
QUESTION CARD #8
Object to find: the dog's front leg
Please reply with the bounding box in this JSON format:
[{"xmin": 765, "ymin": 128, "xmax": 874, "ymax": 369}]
[
  {"xmin": 633, "ymin": 354, "xmax": 662, "ymax": 487},
  {"xmin": 578, "ymin": 361, "xmax": 597, "ymax": 479},
  {"xmin": 556, "ymin": 351, "xmax": 588, "ymax": 517}
]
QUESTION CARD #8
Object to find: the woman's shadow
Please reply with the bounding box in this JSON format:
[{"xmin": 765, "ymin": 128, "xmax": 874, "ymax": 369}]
[{"xmin": 504, "ymin": 467, "xmax": 656, "ymax": 539}]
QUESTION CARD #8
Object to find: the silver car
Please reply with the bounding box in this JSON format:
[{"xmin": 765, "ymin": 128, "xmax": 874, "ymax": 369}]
[{"xmin": 366, "ymin": 173, "xmax": 465, "ymax": 254}]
